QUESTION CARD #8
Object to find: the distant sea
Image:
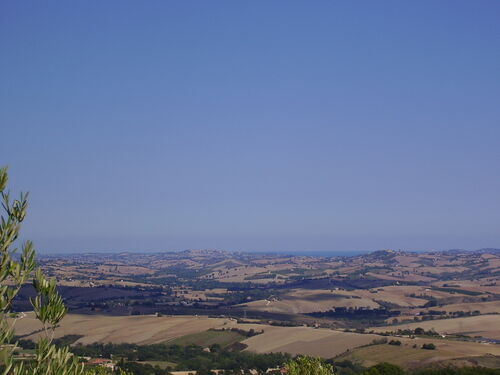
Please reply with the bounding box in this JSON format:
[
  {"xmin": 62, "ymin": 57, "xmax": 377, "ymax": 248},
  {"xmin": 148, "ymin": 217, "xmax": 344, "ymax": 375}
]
[
  {"xmin": 249, "ymin": 250, "xmax": 371, "ymax": 257},
  {"xmin": 41, "ymin": 249, "xmax": 372, "ymax": 257}
]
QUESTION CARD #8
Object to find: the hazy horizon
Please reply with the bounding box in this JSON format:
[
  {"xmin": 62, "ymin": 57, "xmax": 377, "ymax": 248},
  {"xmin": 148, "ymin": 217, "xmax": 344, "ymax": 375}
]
[
  {"xmin": 34, "ymin": 245, "xmax": 499, "ymax": 256},
  {"xmin": 2, "ymin": 1, "xmax": 499, "ymax": 253}
]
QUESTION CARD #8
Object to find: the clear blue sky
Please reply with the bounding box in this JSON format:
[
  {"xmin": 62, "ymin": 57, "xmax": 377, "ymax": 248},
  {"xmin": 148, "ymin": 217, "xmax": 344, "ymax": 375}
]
[{"xmin": 1, "ymin": 1, "xmax": 499, "ymax": 253}]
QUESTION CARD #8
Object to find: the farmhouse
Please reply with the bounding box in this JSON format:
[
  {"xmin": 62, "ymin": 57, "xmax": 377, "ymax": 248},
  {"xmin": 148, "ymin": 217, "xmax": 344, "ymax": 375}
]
[{"xmin": 86, "ymin": 358, "xmax": 116, "ymax": 370}]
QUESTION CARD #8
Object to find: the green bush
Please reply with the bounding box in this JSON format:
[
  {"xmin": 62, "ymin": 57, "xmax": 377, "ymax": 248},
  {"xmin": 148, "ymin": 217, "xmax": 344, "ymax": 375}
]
[
  {"xmin": 422, "ymin": 343, "xmax": 436, "ymax": 350},
  {"xmin": 284, "ymin": 356, "xmax": 335, "ymax": 375},
  {"xmin": 362, "ymin": 363, "xmax": 404, "ymax": 375}
]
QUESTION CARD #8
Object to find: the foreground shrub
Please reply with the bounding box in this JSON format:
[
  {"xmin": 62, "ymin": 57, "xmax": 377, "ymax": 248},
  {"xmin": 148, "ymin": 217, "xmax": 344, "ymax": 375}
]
[
  {"xmin": 285, "ymin": 356, "xmax": 335, "ymax": 375},
  {"xmin": 362, "ymin": 363, "xmax": 404, "ymax": 375}
]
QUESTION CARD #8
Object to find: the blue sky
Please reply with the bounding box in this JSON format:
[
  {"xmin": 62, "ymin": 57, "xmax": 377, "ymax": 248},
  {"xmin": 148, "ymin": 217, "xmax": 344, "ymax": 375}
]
[{"xmin": 1, "ymin": 1, "xmax": 499, "ymax": 253}]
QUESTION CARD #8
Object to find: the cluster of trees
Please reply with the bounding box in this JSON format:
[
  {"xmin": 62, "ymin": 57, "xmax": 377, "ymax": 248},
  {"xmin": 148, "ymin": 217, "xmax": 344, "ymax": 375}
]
[
  {"xmin": 266, "ymin": 320, "xmax": 302, "ymax": 327},
  {"xmin": 411, "ymin": 309, "xmax": 481, "ymax": 321},
  {"xmin": 15, "ymin": 334, "xmax": 83, "ymax": 350},
  {"xmin": 117, "ymin": 356, "xmax": 334, "ymax": 375},
  {"xmin": 425, "ymin": 310, "xmax": 447, "ymax": 316},
  {"xmin": 431, "ymin": 287, "xmax": 482, "ymax": 296},
  {"xmin": 68, "ymin": 342, "xmax": 290, "ymax": 372},
  {"xmin": 116, "ymin": 361, "xmax": 171, "ymax": 375},
  {"xmin": 448, "ymin": 310, "xmax": 481, "ymax": 318},
  {"xmin": 308, "ymin": 307, "xmax": 401, "ymax": 321},
  {"xmin": 210, "ymin": 327, "xmax": 263, "ymax": 338},
  {"xmin": 209, "ymin": 288, "xmax": 278, "ymax": 307},
  {"xmin": 359, "ymin": 363, "xmax": 405, "ymax": 375},
  {"xmin": 385, "ymin": 327, "xmax": 440, "ymax": 337}
]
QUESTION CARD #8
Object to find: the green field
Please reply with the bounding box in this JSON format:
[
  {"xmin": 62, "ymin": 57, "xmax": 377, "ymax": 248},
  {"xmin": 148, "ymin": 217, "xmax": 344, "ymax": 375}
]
[
  {"xmin": 167, "ymin": 329, "xmax": 246, "ymax": 348},
  {"xmin": 335, "ymin": 342, "xmax": 489, "ymax": 370}
]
